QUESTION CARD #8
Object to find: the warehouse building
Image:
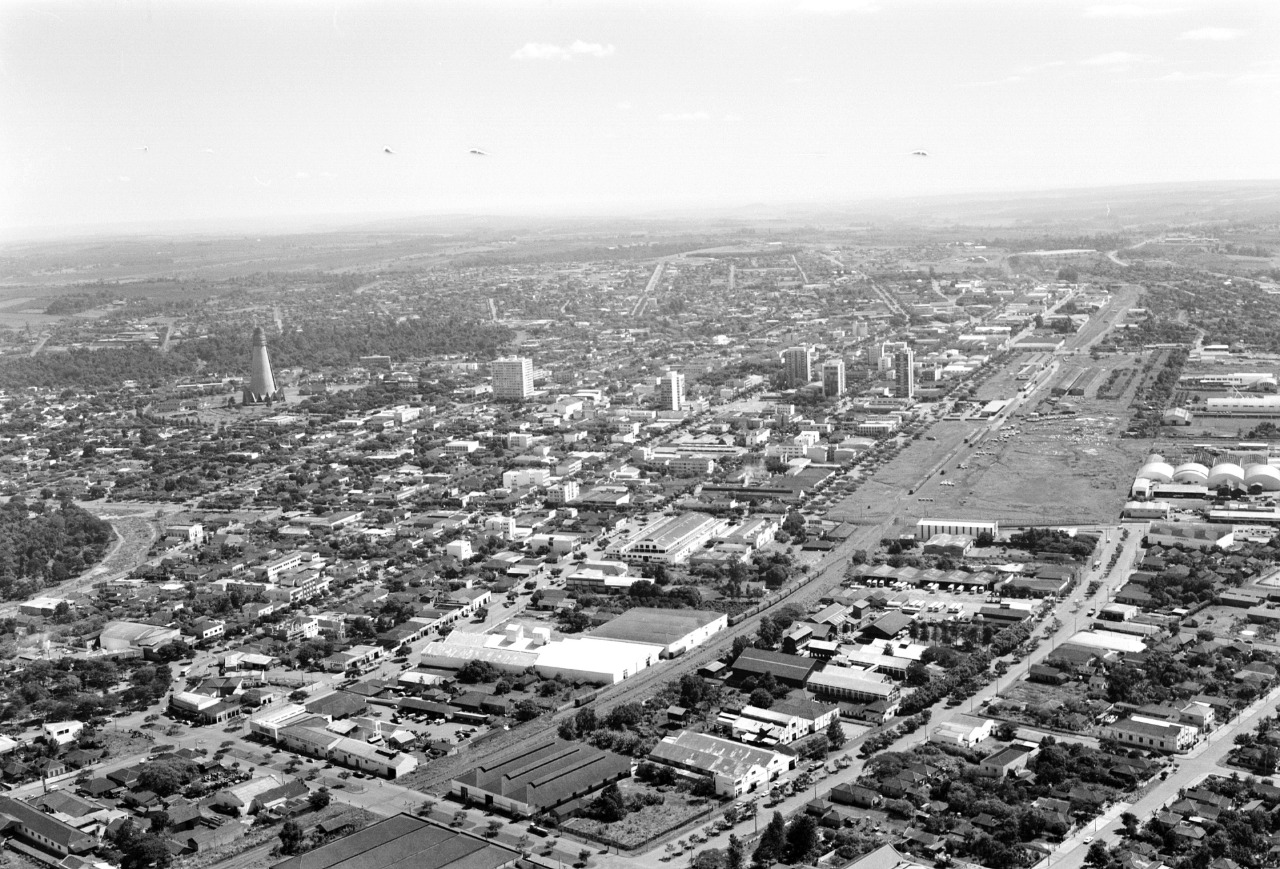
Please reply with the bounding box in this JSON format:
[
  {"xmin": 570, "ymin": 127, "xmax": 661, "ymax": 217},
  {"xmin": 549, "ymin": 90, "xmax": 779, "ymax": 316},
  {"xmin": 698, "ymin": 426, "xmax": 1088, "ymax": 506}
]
[
  {"xmin": 915, "ymin": 518, "xmax": 998, "ymax": 539},
  {"xmin": 589, "ymin": 607, "xmax": 728, "ymax": 657},
  {"xmin": 605, "ymin": 512, "xmax": 728, "ymax": 564},
  {"xmin": 450, "ymin": 739, "xmax": 631, "ymax": 819},
  {"xmin": 648, "ymin": 731, "xmax": 793, "ymax": 797},
  {"xmin": 271, "ymin": 814, "xmax": 520, "ymax": 869}
]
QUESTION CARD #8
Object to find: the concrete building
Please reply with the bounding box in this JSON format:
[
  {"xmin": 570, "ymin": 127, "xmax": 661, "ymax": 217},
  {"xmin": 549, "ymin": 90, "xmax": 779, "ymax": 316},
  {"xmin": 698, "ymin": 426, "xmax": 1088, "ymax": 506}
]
[
  {"xmin": 929, "ymin": 716, "xmax": 996, "ymax": 748},
  {"xmin": 98, "ymin": 621, "xmax": 181, "ymax": 654},
  {"xmin": 821, "ymin": 359, "xmax": 846, "ymax": 398},
  {"xmin": 720, "ymin": 700, "xmax": 839, "ymax": 747},
  {"xmin": 605, "ymin": 512, "xmax": 728, "ymax": 565},
  {"xmin": 243, "ymin": 326, "xmax": 279, "ymax": 404},
  {"xmin": 648, "ymin": 731, "xmax": 793, "ymax": 797},
  {"xmin": 893, "ymin": 348, "xmax": 915, "ymax": 399},
  {"xmin": 784, "ymin": 346, "xmax": 814, "ymax": 387},
  {"xmin": 657, "ymin": 370, "xmax": 685, "ymax": 412},
  {"xmin": 492, "ymin": 357, "xmax": 534, "ymax": 400},
  {"xmin": 0, "ymin": 795, "xmax": 97, "ymax": 858},
  {"xmin": 1100, "ymin": 716, "xmax": 1196, "ymax": 753},
  {"xmin": 450, "ymin": 739, "xmax": 631, "ymax": 818},
  {"xmin": 806, "ymin": 666, "xmax": 901, "ymax": 706},
  {"xmin": 915, "ymin": 518, "xmax": 998, "ymax": 540}
]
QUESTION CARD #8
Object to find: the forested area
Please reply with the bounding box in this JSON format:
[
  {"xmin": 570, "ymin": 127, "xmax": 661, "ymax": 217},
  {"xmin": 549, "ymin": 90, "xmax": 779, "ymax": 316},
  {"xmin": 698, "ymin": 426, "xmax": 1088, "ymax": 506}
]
[
  {"xmin": 0, "ymin": 314, "xmax": 512, "ymax": 390},
  {"xmin": 0, "ymin": 498, "xmax": 114, "ymax": 600},
  {"xmin": 977, "ymin": 234, "xmax": 1131, "ymax": 253}
]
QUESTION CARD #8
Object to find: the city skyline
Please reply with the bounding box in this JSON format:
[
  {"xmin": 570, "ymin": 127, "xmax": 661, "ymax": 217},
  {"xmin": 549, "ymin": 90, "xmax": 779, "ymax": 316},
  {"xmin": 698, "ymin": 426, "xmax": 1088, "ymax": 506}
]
[{"xmin": 2, "ymin": 0, "xmax": 1278, "ymax": 236}]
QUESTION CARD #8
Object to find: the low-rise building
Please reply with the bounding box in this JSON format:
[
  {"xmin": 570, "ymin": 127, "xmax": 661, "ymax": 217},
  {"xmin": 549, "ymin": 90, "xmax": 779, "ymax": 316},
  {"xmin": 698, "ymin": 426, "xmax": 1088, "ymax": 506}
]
[
  {"xmin": 1100, "ymin": 716, "xmax": 1197, "ymax": 753},
  {"xmin": 450, "ymin": 739, "xmax": 631, "ymax": 818},
  {"xmin": 648, "ymin": 731, "xmax": 793, "ymax": 796}
]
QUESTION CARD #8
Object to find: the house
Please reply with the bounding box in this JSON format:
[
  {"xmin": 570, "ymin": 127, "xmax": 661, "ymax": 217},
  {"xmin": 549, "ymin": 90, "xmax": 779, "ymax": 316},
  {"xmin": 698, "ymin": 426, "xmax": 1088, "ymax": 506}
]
[
  {"xmin": 214, "ymin": 776, "xmax": 292, "ymax": 817},
  {"xmin": 251, "ymin": 780, "xmax": 310, "ymax": 815},
  {"xmin": 929, "ymin": 716, "xmax": 995, "ymax": 749},
  {"xmin": 270, "ymin": 813, "xmax": 521, "ymax": 869},
  {"xmin": 978, "ymin": 743, "xmax": 1037, "ymax": 777},
  {"xmin": 41, "ymin": 721, "xmax": 85, "ymax": 746},
  {"xmin": 829, "ymin": 783, "xmax": 883, "ymax": 809}
]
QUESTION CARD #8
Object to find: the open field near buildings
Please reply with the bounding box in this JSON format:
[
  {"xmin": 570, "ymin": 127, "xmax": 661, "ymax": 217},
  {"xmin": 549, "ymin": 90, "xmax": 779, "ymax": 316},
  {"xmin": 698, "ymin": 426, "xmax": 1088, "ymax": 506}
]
[{"xmin": 926, "ymin": 418, "xmax": 1149, "ymax": 525}]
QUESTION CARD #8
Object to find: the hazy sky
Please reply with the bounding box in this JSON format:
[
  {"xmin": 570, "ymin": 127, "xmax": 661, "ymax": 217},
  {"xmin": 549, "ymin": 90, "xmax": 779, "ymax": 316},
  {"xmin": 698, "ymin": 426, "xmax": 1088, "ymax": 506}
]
[{"xmin": 2, "ymin": 0, "xmax": 1278, "ymax": 234}]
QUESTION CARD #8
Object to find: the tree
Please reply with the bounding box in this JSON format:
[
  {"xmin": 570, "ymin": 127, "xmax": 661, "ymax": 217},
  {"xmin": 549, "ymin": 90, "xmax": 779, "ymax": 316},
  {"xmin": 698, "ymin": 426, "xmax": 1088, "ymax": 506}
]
[
  {"xmin": 1084, "ymin": 840, "xmax": 1109, "ymax": 868},
  {"xmin": 994, "ymin": 720, "xmax": 1019, "ymax": 742},
  {"xmin": 826, "ymin": 717, "xmax": 847, "ymax": 749},
  {"xmin": 679, "ymin": 673, "xmax": 707, "ymax": 710},
  {"xmin": 486, "ymin": 820, "xmax": 503, "ymax": 838},
  {"xmin": 727, "ymin": 835, "xmax": 745, "ymax": 869},
  {"xmin": 279, "ymin": 820, "xmax": 305, "ymax": 855},
  {"xmin": 588, "ymin": 783, "xmax": 627, "ymax": 822},
  {"xmin": 753, "ymin": 812, "xmax": 786, "ymax": 867},
  {"xmin": 309, "ymin": 789, "xmax": 331, "ymax": 811},
  {"xmin": 784, "ymin": 815, "xmax": 819, "ymax": 864},
  {"xmin": 749, "ymin": 688, "xmax": 774, "ymax": 709}
]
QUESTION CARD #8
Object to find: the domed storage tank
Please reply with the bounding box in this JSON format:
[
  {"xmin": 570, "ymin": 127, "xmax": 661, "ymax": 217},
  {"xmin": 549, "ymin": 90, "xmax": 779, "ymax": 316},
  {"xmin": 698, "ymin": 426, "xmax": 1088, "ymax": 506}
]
[
  {"xmin": 1207, "ymin": 462, "xmax": 1245, "ymax": 490},
  {"xmin": 1172, "ymin": 462, "xmax": 1209, "ymax": 484},
  {"xmin": 1244, "ymin": 464, "xmax": 1280, "ymax": 491},
  {"xmin": 1137, "ymin": 461, "xmax": 1174, "ymax": 483}
]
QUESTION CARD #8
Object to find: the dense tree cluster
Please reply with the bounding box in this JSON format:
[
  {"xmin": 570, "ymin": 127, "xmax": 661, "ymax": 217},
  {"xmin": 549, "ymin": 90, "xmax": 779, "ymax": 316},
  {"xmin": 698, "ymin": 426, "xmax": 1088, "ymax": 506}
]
[{"xmin": 0, "ymin": 497, "xmax": 114, "ymax": 600}]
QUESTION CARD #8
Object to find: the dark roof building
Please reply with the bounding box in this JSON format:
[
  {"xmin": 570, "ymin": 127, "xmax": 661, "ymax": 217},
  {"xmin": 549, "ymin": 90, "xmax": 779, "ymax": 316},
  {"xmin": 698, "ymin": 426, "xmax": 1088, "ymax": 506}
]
[
  {"xmin": 729, "ymin": 648, "xmax": 821, "ymax": 688},
  {"xmin": 450, "ymin": 738, "xmax": 631, "ymax": 819},
  {"xmin": 863, "ymin": 612, "xmax": 913, "ymax": 640},
  {"xmin": 273, "ymin": 814, "xmax": 519, "ymax": 869},
  {"xmin": 0, "ymin": 796, "xmax": 98, "ymax": 857}
]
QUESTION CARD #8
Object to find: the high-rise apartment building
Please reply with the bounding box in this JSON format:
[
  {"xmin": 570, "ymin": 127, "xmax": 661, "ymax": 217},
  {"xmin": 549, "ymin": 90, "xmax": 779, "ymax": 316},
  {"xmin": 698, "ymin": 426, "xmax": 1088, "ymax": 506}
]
[
  {"xmin": 492, "ymin": 356, "xmax": 534, "ymax": 400},
  {"xmin": 783, "ymin": 346, "xmax": 814, "ymax": 388},
  {"xmin": 657, "ymin": 370, "xmax": 685, "ymax": 411},
  {"xmin": 821, "ymin": 359, "xmax": 846, "ymax": 398},
  {"xmin": 893, "ymin": 348, "xmax": 915, "ymax": 399}
]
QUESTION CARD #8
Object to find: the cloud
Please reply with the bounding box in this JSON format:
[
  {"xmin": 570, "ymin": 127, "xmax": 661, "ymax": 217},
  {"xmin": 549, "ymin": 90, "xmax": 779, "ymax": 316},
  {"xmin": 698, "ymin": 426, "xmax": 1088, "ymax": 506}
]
[
  {"xmin": 794, "ymin": 0, "xmax": 880, "ymax": 14},
  {"xmin": 511, "ymin": 40, "xmax": 615, "ymax": 61},
  {"xmin": 1081, "ymin": 51, "xmax": 1152, "ymax": 66},
  {"xmin": 615, "ymin": 101, "xmax": 633, "ymax": 111},
  {"xmin": 295, "ymin": 171, "xmax": 310, "ymax": 179},
  {"xmin": 1179, "ymin": 27, "xmax": 1243, "ymax": 41},
  {"xmin": 660, "ymin": 111, "xmax": 710, "ymax": 122},
  {"xmin": 1233, "ymin": 71, "xmax": 1279, "ymax": 84},
  {"xmin": 1083, "ymin": 3, "xmax": 1170, "ymax": 18},
  {"xmin": 569, "ymin": 40, "xmax": 615, "ymax": 58},
  {"xmin": 1154, "ymin": 71, "xmax": 1226, "ymax": 81}
]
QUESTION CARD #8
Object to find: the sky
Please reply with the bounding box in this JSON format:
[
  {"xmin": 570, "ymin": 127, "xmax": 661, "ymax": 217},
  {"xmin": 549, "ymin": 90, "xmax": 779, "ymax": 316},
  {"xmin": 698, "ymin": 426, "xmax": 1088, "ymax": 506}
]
[{"xmin": 1, "ymin": 0, "xmax": 1278, "ymax": 236}]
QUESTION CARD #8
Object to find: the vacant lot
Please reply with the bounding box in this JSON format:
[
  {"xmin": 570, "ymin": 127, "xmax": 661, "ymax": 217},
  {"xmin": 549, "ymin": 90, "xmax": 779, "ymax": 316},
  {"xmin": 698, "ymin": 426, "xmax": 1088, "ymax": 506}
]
[{"xmin": 563, "ymin": 781, "xmax": 713, "ymax": 849}]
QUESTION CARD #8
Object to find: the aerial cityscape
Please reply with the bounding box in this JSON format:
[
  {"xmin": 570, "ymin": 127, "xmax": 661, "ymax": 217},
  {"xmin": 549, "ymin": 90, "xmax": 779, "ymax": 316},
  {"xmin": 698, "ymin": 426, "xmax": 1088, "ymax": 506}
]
[{"xmin": 2, "ymin": 4, "xmax": 1280, "ymax": 869}]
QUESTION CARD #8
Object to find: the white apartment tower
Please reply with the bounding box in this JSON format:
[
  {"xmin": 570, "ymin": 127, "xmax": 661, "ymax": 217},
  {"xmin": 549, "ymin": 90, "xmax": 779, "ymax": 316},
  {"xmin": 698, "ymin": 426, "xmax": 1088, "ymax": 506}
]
[
  {"xmin": 657, "ymin": 370, "xmax": 685, "ymax": 411},
  {"xmin": 492, "ymin": 356, "xmax": 534, "ymax": 400},
  {"xmin": 821, "ymin": 359, "xmax": 846, "ymax": 398}
]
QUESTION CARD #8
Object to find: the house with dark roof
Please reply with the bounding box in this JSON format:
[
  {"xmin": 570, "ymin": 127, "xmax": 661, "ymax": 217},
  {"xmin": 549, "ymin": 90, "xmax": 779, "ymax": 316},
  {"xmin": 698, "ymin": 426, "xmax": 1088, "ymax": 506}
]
[{"xmin": 451, "ymin": 738, "xmax": 631, "ymax": 819}]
